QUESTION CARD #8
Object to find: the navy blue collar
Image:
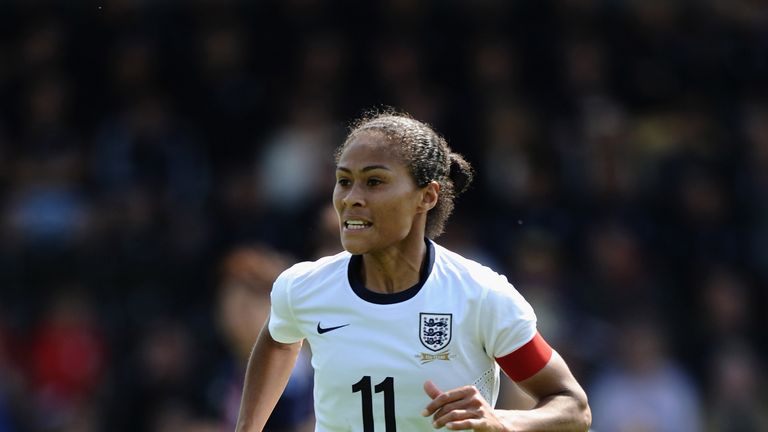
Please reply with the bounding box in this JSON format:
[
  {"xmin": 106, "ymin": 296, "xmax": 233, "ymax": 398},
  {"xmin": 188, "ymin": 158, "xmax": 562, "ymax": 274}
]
[{"xmin": 348, "ymin": 239, "xmax": 435, "ymax": 304}]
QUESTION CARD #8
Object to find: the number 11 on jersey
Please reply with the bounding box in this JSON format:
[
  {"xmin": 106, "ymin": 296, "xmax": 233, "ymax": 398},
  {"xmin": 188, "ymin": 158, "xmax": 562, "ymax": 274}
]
[{"xmin": 352, "ymin": 376, "xmax": 396, "ymax": 431}]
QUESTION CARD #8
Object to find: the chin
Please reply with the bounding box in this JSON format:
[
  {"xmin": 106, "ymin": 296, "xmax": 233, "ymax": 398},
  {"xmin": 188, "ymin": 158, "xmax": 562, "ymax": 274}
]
[
  {"xmin": 340, "ymin": 235, "xmax": 373, "ymax": 255},
  {"xmin": 340, "ymin": 240, "xmax": 368, "ymax": 255}
]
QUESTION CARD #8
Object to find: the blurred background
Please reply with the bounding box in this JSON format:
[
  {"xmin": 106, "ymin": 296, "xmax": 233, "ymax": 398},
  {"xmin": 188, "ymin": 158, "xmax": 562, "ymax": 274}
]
[{"xmin": 0, "ymin": 0, "xmax": 767, "ymax": 431}]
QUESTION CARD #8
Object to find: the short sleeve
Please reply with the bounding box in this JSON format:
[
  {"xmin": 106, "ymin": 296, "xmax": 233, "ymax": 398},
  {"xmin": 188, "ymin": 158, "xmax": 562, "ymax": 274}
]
[
  {"xmin": 268, "ymin": 270, "xmax": 305, "ymax": 344},
  {"xmin": 478, "ymin": 274, "xmax": 538, "ymax": 358}
]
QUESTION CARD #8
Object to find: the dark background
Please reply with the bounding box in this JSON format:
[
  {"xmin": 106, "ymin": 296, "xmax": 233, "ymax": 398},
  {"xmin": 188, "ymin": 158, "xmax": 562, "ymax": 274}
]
[{"xmin": 0, "ymin": 1, "xmax": 766, "ymax": 431}]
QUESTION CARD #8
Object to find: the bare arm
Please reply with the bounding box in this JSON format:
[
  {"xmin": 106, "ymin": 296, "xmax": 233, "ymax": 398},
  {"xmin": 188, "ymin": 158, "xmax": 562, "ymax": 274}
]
[
  {"xmin": 500, "ymin": 351, "xmax": 591, "ymax": 431},
  {"xmin": 424, "ymin": 351, "xmax": 591, "ymax": 431},
  {"xmin": 235, "ymin": 318, "xmax": 303, "ymax": 432}
]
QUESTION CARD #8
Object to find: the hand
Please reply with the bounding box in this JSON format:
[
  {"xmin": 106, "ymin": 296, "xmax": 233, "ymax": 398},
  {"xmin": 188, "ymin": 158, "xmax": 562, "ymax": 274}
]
[{"xmin": 422, "ymin": 380, "xmax": 508, "ymax": 431}]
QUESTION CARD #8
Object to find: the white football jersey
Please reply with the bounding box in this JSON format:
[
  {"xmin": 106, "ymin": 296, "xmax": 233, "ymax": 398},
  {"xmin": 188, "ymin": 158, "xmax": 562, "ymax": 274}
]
[{"xmin": 269, "ymin": 240, "xmax": 538, "ymax": 432}]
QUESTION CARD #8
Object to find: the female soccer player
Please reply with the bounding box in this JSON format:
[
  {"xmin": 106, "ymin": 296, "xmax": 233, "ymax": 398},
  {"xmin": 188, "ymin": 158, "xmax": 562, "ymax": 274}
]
[{"xmin": 236, "ymin": 111, "xmax": 591, "ymax": 431}]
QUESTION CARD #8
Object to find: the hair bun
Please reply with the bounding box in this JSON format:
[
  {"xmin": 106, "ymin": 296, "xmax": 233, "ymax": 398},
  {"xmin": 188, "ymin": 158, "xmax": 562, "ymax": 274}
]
[{"xmin": 448, "ymin": 152, "xmax": 474, "ymax": 196}]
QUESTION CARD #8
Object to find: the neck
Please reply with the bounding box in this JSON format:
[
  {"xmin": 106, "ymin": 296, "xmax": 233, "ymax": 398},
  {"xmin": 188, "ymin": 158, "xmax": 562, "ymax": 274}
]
[{"xmin": 361, "ymin": 236, "xmax": 427, "ymax": 294}]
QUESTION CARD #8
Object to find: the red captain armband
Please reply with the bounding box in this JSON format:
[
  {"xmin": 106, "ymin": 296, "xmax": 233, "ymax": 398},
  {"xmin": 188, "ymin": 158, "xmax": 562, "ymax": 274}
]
[{"xmin": 495, "ymin": 332, "xmax": 553, "ymax": 382}]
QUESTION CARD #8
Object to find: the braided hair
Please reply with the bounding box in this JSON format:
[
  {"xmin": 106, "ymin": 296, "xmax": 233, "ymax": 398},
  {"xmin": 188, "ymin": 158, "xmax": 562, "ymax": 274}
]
[{"xmin": 336, "ymin": 109, "xmax": 473, "ymax": 238}]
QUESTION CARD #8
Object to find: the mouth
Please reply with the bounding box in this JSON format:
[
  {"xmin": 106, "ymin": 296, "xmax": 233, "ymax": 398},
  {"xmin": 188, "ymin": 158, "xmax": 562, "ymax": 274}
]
[{"xmin": 344, "ymin": 219, "xmax": 373, "ymax": 230}]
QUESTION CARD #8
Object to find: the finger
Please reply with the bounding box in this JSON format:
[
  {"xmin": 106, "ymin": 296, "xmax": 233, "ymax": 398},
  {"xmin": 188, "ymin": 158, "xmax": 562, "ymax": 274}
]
[
  {"xmin": 432, "ymin": 396, "xmax": 479, "ymax": 423},
  {"xmin": 423, "ymin": 386, "xmax": 474, "ymax": 417},
  {"xmin": 422, "ymin": 380, "xmax": 445, "ymax": 416},
  {"xmin": 423, "ymin": 380, "xmax": 442, "ymax": 400},
  {"xmin": 431, "ymin": 408, "xmax": 475, "ymax": 429},
  {"xmin": 445, "ymin": 418, "xmax": 484, "ymax": 430}
]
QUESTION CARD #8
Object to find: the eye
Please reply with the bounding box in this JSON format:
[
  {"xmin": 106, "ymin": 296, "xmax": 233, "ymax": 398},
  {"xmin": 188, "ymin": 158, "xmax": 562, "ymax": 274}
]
[
  {"xmin": 366, "ymin": 178, "xmax": 383, "ymax": 187},
  {"xmin": 337, "ymin": 178, "xmax": 351, "ymax": 187}
]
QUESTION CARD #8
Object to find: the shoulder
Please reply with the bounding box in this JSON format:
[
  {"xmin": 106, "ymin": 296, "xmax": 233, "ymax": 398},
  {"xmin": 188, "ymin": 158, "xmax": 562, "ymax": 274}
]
[
  {"xmin": 432, "ymin": 242, "xmax": 511, "ymax": 290},
  {"xmin": 275, "ymin": 250, "xmax": 351, "ymax": 291},
  {"xmin": 432, "ymin": 241, "xmax": 532, "ymax": 308}
]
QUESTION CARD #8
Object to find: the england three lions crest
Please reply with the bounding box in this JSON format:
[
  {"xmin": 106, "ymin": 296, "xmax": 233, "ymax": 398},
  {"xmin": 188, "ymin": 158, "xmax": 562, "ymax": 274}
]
[{"xmin": 419, "ymin": 313, "xmax": 452, "ymax": 352}]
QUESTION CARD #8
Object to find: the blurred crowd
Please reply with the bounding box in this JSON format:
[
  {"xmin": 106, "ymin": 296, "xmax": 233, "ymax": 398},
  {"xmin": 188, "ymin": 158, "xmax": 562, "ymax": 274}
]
[{"xmin": 0, "ymin": 0, "xmax": 767, "ymax": 431}]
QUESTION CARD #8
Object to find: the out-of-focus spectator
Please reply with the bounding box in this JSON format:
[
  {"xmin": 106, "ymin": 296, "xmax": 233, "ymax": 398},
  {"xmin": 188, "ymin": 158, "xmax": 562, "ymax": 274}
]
[
  {"xmin": 699, "ymin": 268, "xmax": 753, "ymax": 342},
  {"xmin": 589, "ymin": 316, "xmax": 703, "ymax": 432},
  {"xmin": 370, "ymin": 35, "xmax": 446, "ymax": 125},
  {"xmin": 294, "ymin": 31, "xmax": 348, "ymax": 102},
  {"xmin": 481, "ymin": 103, "xmax": 539, "ymax": 209},
  {"xmin": 742, "ymin": 104, "xmax": 768, "ymax": 281},
  {"xmin": 195, "ymin": 17, "xmax": 265, "ymax": 164},
  {"xmin": 211, "ymin": 245, "xmax": 314, "ymax": 432},
  {"xmin": 103, "ymin": 317, "xmax": 209, "ymax": 432},
  {"xmin": 2, "ymin": 149, "xmax": 90, "ymax": 250},
  {"xmin": 90, "ymin": 91, "xmax": 211, "ymax": 265},
  {"xmin": 582, "ymin": 220, "xmax": 662, "ymax": 319},
  {"xmin": 26, "ymin": 289, "xmax": 107, "ymax": 431},
  {"xmin": 90, "ymin": 92, "xmax": 210, "ymax": 214},
  {"xmin": 212, "ymin": 165, "xmax": 271, "ymax": 247},
  {"xmin": 256, "ymin": 102, "xmax": 338, "ymax": 213},
  {"xmin": 308, "ymin": 203, "xmax": 343, "ymax": 260},
  {"xmin": 2, "ymin": 73, "xmax": 91, "ymax": 251},
  {"xmin": 466, "ymin": 35, "xmax": 520, "ymax": 104},
  {"xmin": 0, "ymin": 313, "xmax": 23, "ymax": 432},
  {"xmin": 106, "ymin": 34, "xmax": 160, "ymax": 110},
  {"xmin": 17, "ymin": 17, "xmax": 66, "ymax": 78},
  {"xmin": 505, "ymin": 228, "xmax": 570, "ymax": 347},
  {"xmin": 705, "ymin": 343, "xmax": 768, "ymax": 432}
]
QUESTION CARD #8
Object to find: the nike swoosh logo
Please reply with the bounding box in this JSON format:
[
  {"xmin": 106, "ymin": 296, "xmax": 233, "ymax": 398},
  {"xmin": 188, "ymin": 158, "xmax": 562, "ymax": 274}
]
[{"xmin": 317, "ymin": 322, "xmax": 350, "ymax": 334}]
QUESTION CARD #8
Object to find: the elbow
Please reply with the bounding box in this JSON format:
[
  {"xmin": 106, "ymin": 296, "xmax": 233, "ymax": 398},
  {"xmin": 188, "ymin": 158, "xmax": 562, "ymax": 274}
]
[
  {"xmin": 545, "ymin": 387, "xmax": 592, "ymax": 431},
  {"xmin": 580, "ymin": 405, "xmax": 592, "ymax": 431},
  {"xmin": 576, "ymin": 394, "xmax": 592, "ymax": 431},
  {"xmin": 559, "ymin": 387, "xmax": 591, "ymax": 431}
]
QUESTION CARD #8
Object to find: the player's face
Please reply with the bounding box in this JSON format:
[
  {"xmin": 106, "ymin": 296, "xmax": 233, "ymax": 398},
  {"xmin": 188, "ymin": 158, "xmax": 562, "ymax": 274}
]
[{"xmin": 333, "ymin": 133, "xmax": 430, "ymax": 255}]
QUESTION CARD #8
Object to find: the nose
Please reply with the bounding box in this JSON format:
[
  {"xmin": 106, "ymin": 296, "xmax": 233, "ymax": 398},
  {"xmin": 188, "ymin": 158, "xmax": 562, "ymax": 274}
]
[{"xmin": 341, "ymin": 184, "xmax": 365, "ymax": 207}]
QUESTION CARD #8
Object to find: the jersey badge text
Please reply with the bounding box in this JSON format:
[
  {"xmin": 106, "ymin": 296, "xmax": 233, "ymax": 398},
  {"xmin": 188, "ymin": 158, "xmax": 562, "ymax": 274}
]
[{"xmin": 416, "ymin": 350, "xmax": 453, "ymax": 364}]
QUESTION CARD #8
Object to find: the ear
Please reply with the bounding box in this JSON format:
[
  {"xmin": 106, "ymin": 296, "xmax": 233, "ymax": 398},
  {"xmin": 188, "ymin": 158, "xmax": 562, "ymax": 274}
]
[{"xmin": 418, "ymin": 181, "xmax": 440, "ymax": 213}]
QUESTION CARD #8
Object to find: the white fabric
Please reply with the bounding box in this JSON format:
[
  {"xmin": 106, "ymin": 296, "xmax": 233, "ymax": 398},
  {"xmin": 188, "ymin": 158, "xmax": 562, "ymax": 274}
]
[{"xmin": 269, "ymin": 241, "xmax": 538, "ymax": 431}]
